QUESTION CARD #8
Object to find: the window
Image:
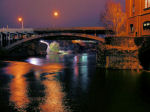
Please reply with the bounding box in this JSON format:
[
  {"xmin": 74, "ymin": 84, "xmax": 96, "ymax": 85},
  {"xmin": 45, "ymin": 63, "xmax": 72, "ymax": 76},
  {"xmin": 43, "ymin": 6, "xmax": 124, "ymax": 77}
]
[
  {"xmin": 130, "ymin": 24, "xmax": 134, "ymax": 33},
  {"xmin": 145, "ymin": 0, "xmax": 150, "ymax": 8},
  {"xmin": 143, "ymin": 21, "xmax": 150, "ymax": 30},
  {"xmin": 132, "ymin": 0, "xmax": 135, "ymax": 14}
]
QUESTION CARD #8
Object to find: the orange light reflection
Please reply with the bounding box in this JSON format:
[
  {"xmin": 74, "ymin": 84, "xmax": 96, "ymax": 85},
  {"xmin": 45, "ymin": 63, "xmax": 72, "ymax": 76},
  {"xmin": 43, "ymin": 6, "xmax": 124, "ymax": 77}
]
[
  {"xmin": 5, "ymin": 61, "xmax": 32, "ymax": 110},
  {"xmin": 4, "ymin": 61, "xmax": 64, "ymax": 111},
  {"xmin": 40, "ymin": 74, "xmax": 69, "ymax": 112},
  {"xmin": 34, "ymin": 63, "xmax": 63, "ymax": 74}
]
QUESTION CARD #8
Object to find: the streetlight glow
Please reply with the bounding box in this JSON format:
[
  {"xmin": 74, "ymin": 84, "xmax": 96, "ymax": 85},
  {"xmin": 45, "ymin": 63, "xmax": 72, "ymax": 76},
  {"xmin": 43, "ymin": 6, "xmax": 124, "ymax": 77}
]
[
  {"xmin": 18, "ymin": 17, "xmax": 24, "ymax": 29},
  {"xmin": 18, "ymin": 17, "xmax": 23, "ymax": 22},
  {"xmin": 53, "ymin": 11, "xmax": 59, "ymax": 17}
]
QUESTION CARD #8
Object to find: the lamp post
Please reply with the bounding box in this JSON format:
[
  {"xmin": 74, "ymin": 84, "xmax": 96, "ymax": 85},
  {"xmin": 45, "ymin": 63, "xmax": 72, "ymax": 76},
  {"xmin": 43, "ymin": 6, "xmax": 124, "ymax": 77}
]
[{"xmin": 18, "ymin": 17, "xmax": 24, "ymax": 29}]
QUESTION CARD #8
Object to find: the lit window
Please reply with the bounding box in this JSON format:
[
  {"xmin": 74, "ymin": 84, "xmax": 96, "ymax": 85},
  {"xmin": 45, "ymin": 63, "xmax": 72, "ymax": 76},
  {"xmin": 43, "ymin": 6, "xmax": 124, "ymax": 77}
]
[
  {"xmin": 143, "ymin": 21, "xmax": 150, "ymax": 30},
  {"xmin": 145, "ymin": 0, "xmax": 150, "ymax": 8},
  {"xmin": 149, "ymin": 0, "xmax": 150, "ymax": 7},
  {"xmin": 145, "ymin": 0, "xmax": 147, "ymax": 8}
]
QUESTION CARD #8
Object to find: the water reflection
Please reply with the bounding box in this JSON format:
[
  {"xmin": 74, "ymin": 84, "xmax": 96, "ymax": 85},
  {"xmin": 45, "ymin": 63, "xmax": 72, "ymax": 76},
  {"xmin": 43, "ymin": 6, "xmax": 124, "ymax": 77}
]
[
  {"xmin": 26, "ymin": 58, "xmax": 46, "ymax": 66},
  {"xmin": 73, "ymin": 56, "xmax": 79, "ymax": 77},
  {"xmin": 81, "ymin": 53, "xmax": 88, "ymax": 64},
  {"xmin": 5, "ymin": 61, "xmax": 31, "ymax": 111},
  {"xmin": 47, "ymin": 54, "xmax": 60, "ymax": 63},
  {"xmin": 40, "ymin": 74, "xmax": 69, "ymax": 112},
  {"xmin": 4, "ymin": 60, "xmax": 64, "ymax": 111},
  {"xmin": 67, "ymin": 53, "xmax": 89, "ymax": 94},
  {"xmin": 81, "ymin": 66, "xmax": 88, "ymax": 91},
  {"xmin": 2, "ymin": 53, "xmax": 150, "ymax": 112},
  {"xmin": 34, "ymin": 63, "xmax": 63, "ymax": 75},
  {"xmin": 5, "ymin": 61, "xmax": 32, "ymax": 78}
]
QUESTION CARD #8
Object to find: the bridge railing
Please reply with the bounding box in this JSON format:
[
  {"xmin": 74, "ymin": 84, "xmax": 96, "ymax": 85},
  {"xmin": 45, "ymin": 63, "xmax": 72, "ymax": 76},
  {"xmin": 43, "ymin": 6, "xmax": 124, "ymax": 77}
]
[
  {"xmin": 0, "ymin": 28, "xmax": 34, "ymax": 33},
  {"xmin": 0, "ymin": 31, "xmax": 37, "ymax": 47},
  {"xmin": 0, "ymin": 30, "xmax": 106, "ymax": 48}
]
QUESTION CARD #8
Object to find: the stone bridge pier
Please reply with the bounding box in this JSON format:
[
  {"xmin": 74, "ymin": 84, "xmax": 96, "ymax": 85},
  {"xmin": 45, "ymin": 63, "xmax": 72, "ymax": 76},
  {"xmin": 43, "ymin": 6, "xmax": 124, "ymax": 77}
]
[
  {"xmin": 97, "ymin": 37, "xmax": 145, "ymax": 70},
  {"xmin": 137, "ymin": 37, "xmax": 150, "ymax": 70}
]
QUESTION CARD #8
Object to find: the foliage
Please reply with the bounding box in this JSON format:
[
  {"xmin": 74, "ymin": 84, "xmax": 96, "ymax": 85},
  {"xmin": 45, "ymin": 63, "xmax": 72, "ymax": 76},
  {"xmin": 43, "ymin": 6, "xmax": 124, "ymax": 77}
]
[
  {"xmin": 49, "ymin": 41, "xmax": 60, "ymax": 53},
  {"xmin": 101, "ymin": 0, "xmax": 127, "ymax": 36}
]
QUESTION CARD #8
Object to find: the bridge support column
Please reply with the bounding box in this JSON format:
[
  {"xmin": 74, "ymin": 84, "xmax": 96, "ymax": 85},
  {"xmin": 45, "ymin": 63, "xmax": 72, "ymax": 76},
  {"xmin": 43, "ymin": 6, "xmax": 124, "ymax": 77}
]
[
  {"xmin": 8, "ymin": 33, "xmax": 11, "ymax": 45},
  {"xmin": 12, "ymin": 34, "xmax": 15, "ymax": 42},
  {"xmin": 5, "ymin": 33, "xmax": 8, "ymax": 46},
  {"xmin": 0, "ymin": 33, "xmax": 2, "ymax": 47},
  {"xmin": 16, "ymin": 33, "xmax": 19, "ymax": 40}
]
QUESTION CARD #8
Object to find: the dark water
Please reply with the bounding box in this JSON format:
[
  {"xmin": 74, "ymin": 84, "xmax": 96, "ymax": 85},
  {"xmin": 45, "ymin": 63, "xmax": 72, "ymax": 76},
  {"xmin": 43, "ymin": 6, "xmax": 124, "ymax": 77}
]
[{"xmin": 0, "ymin": 53, "xmax": 150, "ymax": 112}]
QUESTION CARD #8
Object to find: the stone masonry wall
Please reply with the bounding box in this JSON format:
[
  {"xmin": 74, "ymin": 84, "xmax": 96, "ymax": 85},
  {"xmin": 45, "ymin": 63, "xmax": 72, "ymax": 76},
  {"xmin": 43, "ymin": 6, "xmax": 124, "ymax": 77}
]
[{"xmin": 97, "ymin": 37, "xmax": 142, "ymax": 69}]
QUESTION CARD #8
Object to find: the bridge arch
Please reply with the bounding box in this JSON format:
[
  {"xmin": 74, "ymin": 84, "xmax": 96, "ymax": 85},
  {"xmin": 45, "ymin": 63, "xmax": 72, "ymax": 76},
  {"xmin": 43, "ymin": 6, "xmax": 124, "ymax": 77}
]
[{"xmin": 5, "ymin": 33, "xmax": 105, "ymax": 50}]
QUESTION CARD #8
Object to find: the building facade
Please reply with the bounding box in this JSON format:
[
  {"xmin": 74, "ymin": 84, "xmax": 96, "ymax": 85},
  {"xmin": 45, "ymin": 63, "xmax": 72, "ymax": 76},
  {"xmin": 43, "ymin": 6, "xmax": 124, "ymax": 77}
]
[{"xmin": 126, "ymin": 0, "xmax": 150, "ymax": 37}]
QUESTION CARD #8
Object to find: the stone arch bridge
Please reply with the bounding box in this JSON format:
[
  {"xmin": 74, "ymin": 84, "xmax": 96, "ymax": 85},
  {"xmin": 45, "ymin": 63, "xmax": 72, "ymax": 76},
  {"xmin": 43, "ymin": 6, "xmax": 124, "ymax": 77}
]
[
  {"xmin": 0, "ymin": 27, "xmax": 108, "ymax": 49},
  {"xmin": 0, "ymin": 27, "xmax": 106, "ymax": 64},
  {"xmin": 4, "ymin": 33, "xmax": 105, "ymax": 50},
  {"xmin": 1, "ymin": 27, "xmax": 150, "ymax": 70}
]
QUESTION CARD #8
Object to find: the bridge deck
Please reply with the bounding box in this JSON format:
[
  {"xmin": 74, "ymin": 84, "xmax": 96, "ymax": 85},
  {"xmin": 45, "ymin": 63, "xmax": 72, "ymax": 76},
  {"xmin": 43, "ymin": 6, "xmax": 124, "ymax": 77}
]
[
  {"xmin": 4, "ymin": 33, "xmax": 105, "ymax": 50},
  {"xmin": 0, "ymin": 27, "xmax": 107, "ymax": 49},
  {"xmin": 0, "ymin": 27, "xmax": 110, "ymax": 34}
]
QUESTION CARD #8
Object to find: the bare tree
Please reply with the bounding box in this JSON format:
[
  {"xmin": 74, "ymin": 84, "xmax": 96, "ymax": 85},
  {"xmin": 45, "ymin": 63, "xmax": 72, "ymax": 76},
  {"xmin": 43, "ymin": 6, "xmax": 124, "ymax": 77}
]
[{"xmin": 101, "ymin": 0, "xmax": 126, "ymax": 36}]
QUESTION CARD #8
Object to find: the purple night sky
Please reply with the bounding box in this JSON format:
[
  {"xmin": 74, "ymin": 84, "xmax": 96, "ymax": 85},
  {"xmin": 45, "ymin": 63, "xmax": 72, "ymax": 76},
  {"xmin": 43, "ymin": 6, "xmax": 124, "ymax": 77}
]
[{"xmin": 0, "ymin": 0, "xmax": 125, "ymax": 28}]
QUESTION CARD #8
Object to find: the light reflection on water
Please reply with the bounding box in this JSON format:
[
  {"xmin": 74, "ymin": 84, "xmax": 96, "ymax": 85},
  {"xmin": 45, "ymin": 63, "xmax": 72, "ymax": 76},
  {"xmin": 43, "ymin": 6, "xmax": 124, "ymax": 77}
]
[
  {"xmin": 5, "ymin": 62, "xmax": 31, "ymax": 111},
  {"xmin": 26, "ymin": 58, "xmax": 45, "ymax": 66},
  {"xmin": 72, "ymin": 54, "xmax": 89, "ymax": 91},
  {"xmin": 1, "ymin": 53, "xmax": 150, "ymax": 112},
  {"xmin": 40, "ymin": 74, "xmax": 68, "ymax": 112},
  {"xmin": 2, "ymin": 53, "xmax": 90, "ymax": 111},
  {"xmin": 4, "ymin": 58, "xmax": 67, "ymax": 112}
]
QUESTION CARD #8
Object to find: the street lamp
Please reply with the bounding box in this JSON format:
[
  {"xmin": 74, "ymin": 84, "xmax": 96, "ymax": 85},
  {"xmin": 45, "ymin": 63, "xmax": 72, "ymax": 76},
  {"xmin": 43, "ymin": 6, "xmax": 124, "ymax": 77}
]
[
  {"xmin": 18, "ymin": 17, "xmax": 24, "ymax": 29},
  {"xmin": 53, "ymin": 11, "xmax": 59, "ymax": 17},
  {"xmin": 52, "ymin": 11, "xmax": 60, "ymax": 28}
]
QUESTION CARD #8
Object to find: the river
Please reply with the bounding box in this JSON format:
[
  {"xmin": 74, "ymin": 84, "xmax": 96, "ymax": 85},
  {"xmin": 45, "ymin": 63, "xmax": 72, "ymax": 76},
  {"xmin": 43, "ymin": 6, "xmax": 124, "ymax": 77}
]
[{"xmin": 0, "ymin": 53, "xmax": 150, "ymax": 112}]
